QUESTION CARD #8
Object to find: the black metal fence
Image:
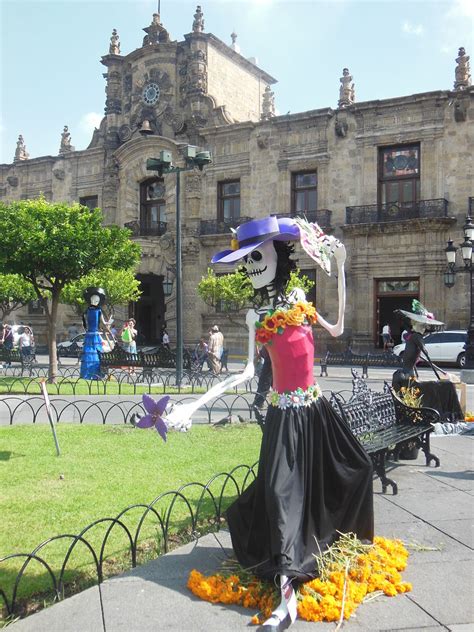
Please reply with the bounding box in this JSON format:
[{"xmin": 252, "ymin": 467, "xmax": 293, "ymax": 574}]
[
  {"xmin": 0, "ymin": 367, "xmax": 259, "ymax": 397},
  {"xmin": 199, "ymin": 216, "xmax": 252, "ymax": 236},
  {"xmin": 0, "ymin": 462, "xmax": 258, "ymax": 619},
  {"xmin": 345, "ymin": 198, "xmax": 449, "ymax": 225},
  {"xmin": 0, "ymin": 391, "xmax": 268, "ymax": 426},
  {"xmin": 272, "ymin": 209, "xmax": 332, "ymax": 228}
]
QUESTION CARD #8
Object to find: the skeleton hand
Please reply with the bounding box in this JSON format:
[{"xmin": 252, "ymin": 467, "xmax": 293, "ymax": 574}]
[
  {"xmin": 165, "ymin": 402, "xmax": 194, "ymax": 431},
  {"xmin": 331, "ymin": 242, "xmax": 346, "ymax": 266},
  {"xmin": 242, "ymin": 360, "xmax": 255, "ymax": 381}
]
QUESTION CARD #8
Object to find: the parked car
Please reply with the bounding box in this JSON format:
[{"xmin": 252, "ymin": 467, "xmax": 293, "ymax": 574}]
[
  {"xmin": 57, "ymin": 333, "xmax": 114, "ymax": 358},
  {"xmin": 392, "ymin": 330, "xmax": 468, "ymax": 368}
]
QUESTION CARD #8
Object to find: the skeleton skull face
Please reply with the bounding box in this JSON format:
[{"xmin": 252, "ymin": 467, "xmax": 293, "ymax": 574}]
[
  {"xmin": 412, "ymin": 321, "xmax": 426, "ymax": 334},
  {"xmin": 243, "ymin": 241, "xmax": 278, "ymax": 289},
  {"xmin": 90, "ymin": 294, "xmax": 100, "ymax": 307}
]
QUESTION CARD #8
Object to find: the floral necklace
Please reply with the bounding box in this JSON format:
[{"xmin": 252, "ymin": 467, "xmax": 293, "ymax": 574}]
[{"xmin": 255, "ymin": 301, "xmax": 317, "ymax": 345}]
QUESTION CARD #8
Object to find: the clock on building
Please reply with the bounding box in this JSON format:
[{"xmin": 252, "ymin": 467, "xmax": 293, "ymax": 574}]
[{"xmin": 142, "ymin": 82, "xmax": 160, "ymax": 105}]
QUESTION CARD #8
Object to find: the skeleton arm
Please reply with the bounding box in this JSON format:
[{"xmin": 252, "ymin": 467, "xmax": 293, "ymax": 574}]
[
  {"xmin": 165, "ymin": 309, "xmax": 256, "ymax": 428},
  {"xmin": 315, "ymin": 243, "xmax": 346, "ymax": 338}
]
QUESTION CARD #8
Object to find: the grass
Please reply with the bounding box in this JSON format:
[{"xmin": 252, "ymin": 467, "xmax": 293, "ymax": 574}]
[
  {"xmin": 0, "ymin": 377, "xmax": 208, "ymax": 396},
  {"xmin": 0, "ymin": 423, "xmax": 261, "ymax": 619}
]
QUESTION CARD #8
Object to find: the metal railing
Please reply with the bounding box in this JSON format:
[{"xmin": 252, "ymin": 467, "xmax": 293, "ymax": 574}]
[
  {"xmin": 138, "ymin": 221, "xmax": 167, "ymax": 236},
  {"xmin": 199, "ymin": 216, "xmax": 252, "ymax": 235},
  {"xmin": 0, "ymin": 462, "xmax": 258, "ymax": 619},
  {"xmin": 345, "ymin": 199, "xmax": 449, "ymax": 225},
  {"xmin": 273, "ymin": 209, "xmax": 332, "ymax": 228}
]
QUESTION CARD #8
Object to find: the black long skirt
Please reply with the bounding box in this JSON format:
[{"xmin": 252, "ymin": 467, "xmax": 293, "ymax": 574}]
[{"xmin": 227, "ymin": 397, "xmax": 374, "ymax": 581}]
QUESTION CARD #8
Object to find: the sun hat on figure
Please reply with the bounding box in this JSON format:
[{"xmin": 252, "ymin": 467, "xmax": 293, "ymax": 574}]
[
  {"xmin": 394, "ymin": 299, "xmax": 444, "ymax": 330},
  {"xmin": 211, "ymin": 215, "xmax": 300, "ymax": 264}
]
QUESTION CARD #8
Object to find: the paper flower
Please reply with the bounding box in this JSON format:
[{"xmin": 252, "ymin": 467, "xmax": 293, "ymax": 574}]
[{"xmin": 136, "ymin": 394, "xmax": 170, "ymax": 442}]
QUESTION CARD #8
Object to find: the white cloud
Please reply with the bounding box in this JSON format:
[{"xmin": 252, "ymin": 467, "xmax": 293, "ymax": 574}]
[
  {"xmin": 402, "ymin": 22, "xmax": 424, "ymax": 36},
  {"xmin": 447, "ymin": 0, "xmax": 474, "ymax": 19},
  {"xmin": 79, "ymin": 112, "xmax": 102, "ymax": 134}
]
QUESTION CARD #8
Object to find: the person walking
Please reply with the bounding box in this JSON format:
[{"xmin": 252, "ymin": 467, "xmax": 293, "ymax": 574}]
[{"xmin": 162, "ymin": 328, "xmax": 170, "ymax": 350}]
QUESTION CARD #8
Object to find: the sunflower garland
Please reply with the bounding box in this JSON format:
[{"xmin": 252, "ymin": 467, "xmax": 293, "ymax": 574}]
[
  {"xmin": 255, "ymin": 301, "xmax": 317, "ymax": 345},
  {"xmin": 187, "ymin": 536, "xmax": 411, "ymax": 625}
]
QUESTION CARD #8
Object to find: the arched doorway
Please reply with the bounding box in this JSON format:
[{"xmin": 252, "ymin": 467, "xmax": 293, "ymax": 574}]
[{"xmin": 131, "ymin": 273, "xmax": 166, "ymax": 345}]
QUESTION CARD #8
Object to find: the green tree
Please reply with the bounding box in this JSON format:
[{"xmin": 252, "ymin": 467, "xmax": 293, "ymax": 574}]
[
  {"xmin": 0, "ymin": 197, "xmax": 141, "ymax": 381},
  {"xmin": 62, "ymin": 268, "xmax": 142, "ymax": 316},
  {"xmin": 197, "ymin": 268, "xmax": 315, "ymax": 329},
  {"xmin": 0, "ymin": 274, "xmax": 36, "ymax": 321}
]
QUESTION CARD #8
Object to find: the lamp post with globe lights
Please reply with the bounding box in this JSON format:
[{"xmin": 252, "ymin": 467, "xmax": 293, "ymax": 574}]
[{"xmin": 444, "ymin": 215, "xmax": 474, "ymax": 382}]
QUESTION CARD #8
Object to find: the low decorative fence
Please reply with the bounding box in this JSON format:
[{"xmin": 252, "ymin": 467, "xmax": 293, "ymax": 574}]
[
  {"xmin": 0, "ymin": 463, "xmax": 258, "ymax": 619},
  {"xmin": 0, "ymin": 367, "xmax": 258, "ymax": 397},
  {"xmin": 0, "ymin": 391, "xmax": 266, "ymax": 426}
]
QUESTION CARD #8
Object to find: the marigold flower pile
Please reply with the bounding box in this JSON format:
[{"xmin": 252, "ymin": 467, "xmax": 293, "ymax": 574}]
[
  {"xmin": 187, "ymin": 536, "xmax": 412, "ymax": 624},
  {"xmin": 255, "ymin": 302, "xmax": 317, "ymax": 345}
]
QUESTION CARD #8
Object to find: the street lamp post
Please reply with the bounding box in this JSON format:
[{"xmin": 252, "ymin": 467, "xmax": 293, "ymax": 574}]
[
  {"xmin": 146, "ymin": 147, "xmax": 212, "ymax": 385},
  {"xmin": 444, "ymin": 215, "xmax": 474, "ymax": 382}
]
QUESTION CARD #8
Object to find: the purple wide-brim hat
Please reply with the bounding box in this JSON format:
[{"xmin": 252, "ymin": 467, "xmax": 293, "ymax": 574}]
[{"xmin": 211, "ymin": 216, "xmax": 300, "ymax": 264}]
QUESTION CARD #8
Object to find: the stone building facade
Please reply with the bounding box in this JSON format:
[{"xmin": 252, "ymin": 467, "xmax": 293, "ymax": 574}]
[{"xmin": 1, "ymin": 8, "xmax": 473, "ymax": 353}]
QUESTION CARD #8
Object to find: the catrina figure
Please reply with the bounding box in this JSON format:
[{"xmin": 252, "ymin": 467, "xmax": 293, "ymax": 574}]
[
  {"xmin": 80, "ymin": 286, "xmax": 109, "ymax": 380},
  {"xmin": 163, "ymin": 215, "xmax": 374, "ymax": 631}
]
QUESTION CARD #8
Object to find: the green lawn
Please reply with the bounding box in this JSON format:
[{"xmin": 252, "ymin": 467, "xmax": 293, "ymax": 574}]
[
  {"xmin": 0, "ymin": 377, "xmax": 208, "ymax": 396},
  {"xmin": 0, "ymin": 423, "xmax": 261, "ymax": 618}
]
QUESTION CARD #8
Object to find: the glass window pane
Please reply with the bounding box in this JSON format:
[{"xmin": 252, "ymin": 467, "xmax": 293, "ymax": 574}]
[
  {"xmin": 402, "ymin": 181, "xmax": 414, "ymax": 203},
  {"xmin": 382, "ymin": 146, "xmax": 419, "ymax": 178},
  {"xmin": 223, "ymin": 199, "xmax": 232, "ymax": 220},
  {"xmin": 307, "ymin": 189, "xmax": 317, "ymax": 211},
  {"xmin": 296, "ymin": 191, "xmax": 306, "ymax": 212},
  {"xmin": 223, "ymin": 182, "xmax": 240, "ymax": 196},
  {"xmin": 151, "ymin": 206, "xmax": 158, "ymax": 223},
  {"xmin": 295, "ymin": 173, "xmax": 317, "ymax": 188},
  {"xmin": 159, "ymin": 204, "xmax": 166, "ymax": 223},
  {"xmin": 387, "ymin": 182, "xmax": 399, "ymax": 203}
]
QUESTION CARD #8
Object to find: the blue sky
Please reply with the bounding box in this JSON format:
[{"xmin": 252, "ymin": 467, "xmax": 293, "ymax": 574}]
[{"xmin": 1, "ymin": 0, "xmax": 473, "ymax": 163}]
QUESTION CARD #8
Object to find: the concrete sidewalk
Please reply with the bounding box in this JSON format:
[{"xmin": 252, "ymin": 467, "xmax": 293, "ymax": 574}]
[{"xmin": 8, "ymin": 435, "xmax": 473, "ymax": 632}]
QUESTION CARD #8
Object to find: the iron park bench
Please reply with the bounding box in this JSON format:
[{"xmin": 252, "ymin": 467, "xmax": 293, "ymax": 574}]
[
  {"xmin": 329, "ymin": 373, "xmax": 440, "ymax": 495},
  {"xmin": 99, "ymin": 345, "xmax": 193, "ymax": 374},
  {"xmin": 0, "ymin": 347, "xmax": 35, "ymax": 375},
  {"xmin": 320, "ymin": 350, "xmax": 369, "ymax": 377}
]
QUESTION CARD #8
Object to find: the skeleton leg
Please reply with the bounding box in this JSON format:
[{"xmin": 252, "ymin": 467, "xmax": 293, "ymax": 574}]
[{"xmin": 260, "ymin": 575, "xmax": 297, "ymax": 630}]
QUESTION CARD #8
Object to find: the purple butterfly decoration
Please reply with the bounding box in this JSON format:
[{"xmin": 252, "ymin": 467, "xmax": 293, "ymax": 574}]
[{"xmin": 135, "ymin": 394, "xmax": 170, "ymax": 442}]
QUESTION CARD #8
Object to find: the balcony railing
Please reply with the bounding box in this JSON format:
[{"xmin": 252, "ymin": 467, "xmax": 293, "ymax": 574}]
[
  {"xmin": 273, "ymin": 210, "xmax": 332, "ymax": 228},
  {"xmin": 199, "ymin": 216, "xmax": 252, "ymax": 236},
  {"xmin": 124, "ymin": 220, "xmax": 167, "ymax": 237},
  {"xmin": 200, "ymin": 211, "xmax": 332, "ymax": 236},
  {"xmin": 345, "ymin": 199, "xmax": 449, "ymax": 225}
]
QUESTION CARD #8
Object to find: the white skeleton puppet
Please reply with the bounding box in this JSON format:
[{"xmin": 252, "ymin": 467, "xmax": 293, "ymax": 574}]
[{"xmin": 164, "ymin": 218, "xmax": 347, "ymax": 630}]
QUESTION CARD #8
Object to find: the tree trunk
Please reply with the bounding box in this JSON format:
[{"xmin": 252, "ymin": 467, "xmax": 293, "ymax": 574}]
[{"xmin": 47, "ymin": 294, "xmax": 60, "ymax": 383}]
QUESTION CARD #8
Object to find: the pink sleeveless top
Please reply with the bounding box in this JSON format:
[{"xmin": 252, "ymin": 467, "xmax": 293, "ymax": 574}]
[{"xmin": 265, "ymin": 324, "xmax": 315, "ymax": 393}]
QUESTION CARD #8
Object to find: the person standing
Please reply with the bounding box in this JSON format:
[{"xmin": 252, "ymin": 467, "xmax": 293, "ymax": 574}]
[
  {"xmin": 208, "ymin": 325, "xmax": 223, "ymax": 374},
  {"xmin": 121, "ymin": 319, "xmax": 138, "ymax": 354},
  {"xmin": 19, "ymin": 326, "xmax": 33, "ymax": 358},
  {"xmin": 381, "ymin": 323, "xmax": 392, "ymax": 350}
]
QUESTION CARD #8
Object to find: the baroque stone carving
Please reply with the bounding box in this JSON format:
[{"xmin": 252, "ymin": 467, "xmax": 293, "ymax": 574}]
[
  {"xmin": 335, "ymin": 119, "xmax": 349, "ymax": 137},
  {"xmin": 124, "ymin": 220, "xmax": 140, "ymax": 236},
  {"xmin": 454, "ymin": 47, "xmax": 471, "ymax": 91},
  {"xmin": 7, "ymin": 176, "xmax": 19, "ymax": 187},
  {"xmin": 109, "ymin": 28, "xmax": 120, "ymax": 55},
  {"xmin": 185, "ymin": 172, "xmax": 202, "ymax": 194},
  {"xmin": 59, "ymin": 126, "xmax": 74, "ymax": 154},
  {"xmin": 256, "ymin": 133, "xmax": 269, "ymax": 149},
  {"xmin": 453, "ymin": 97, "xmax": 468, "ymax": 122},
  {"xmin": 52, "ymin": 167, "xmax": 65, "ymax": 180},
  {"xmin": 192, "ymin": 6, "xmax": 204, "ymax": 33},
  {"xmin": 142, "ymin": 13, "xmax": 170, "ymax": 46},
  {"xmin": 14, "ymin": 135, "xmax": 29, "ymax": 162},
  {"xmin": 338, "ymin": 68, "xmax": 355, "ymax": 108},
  {"xmin": 261, "ymin": 85, "xmax": 275, "ymax": 121},
  {"xmin": 118, "ymin": 124, "xmax": 132, "ymax": 142}
]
